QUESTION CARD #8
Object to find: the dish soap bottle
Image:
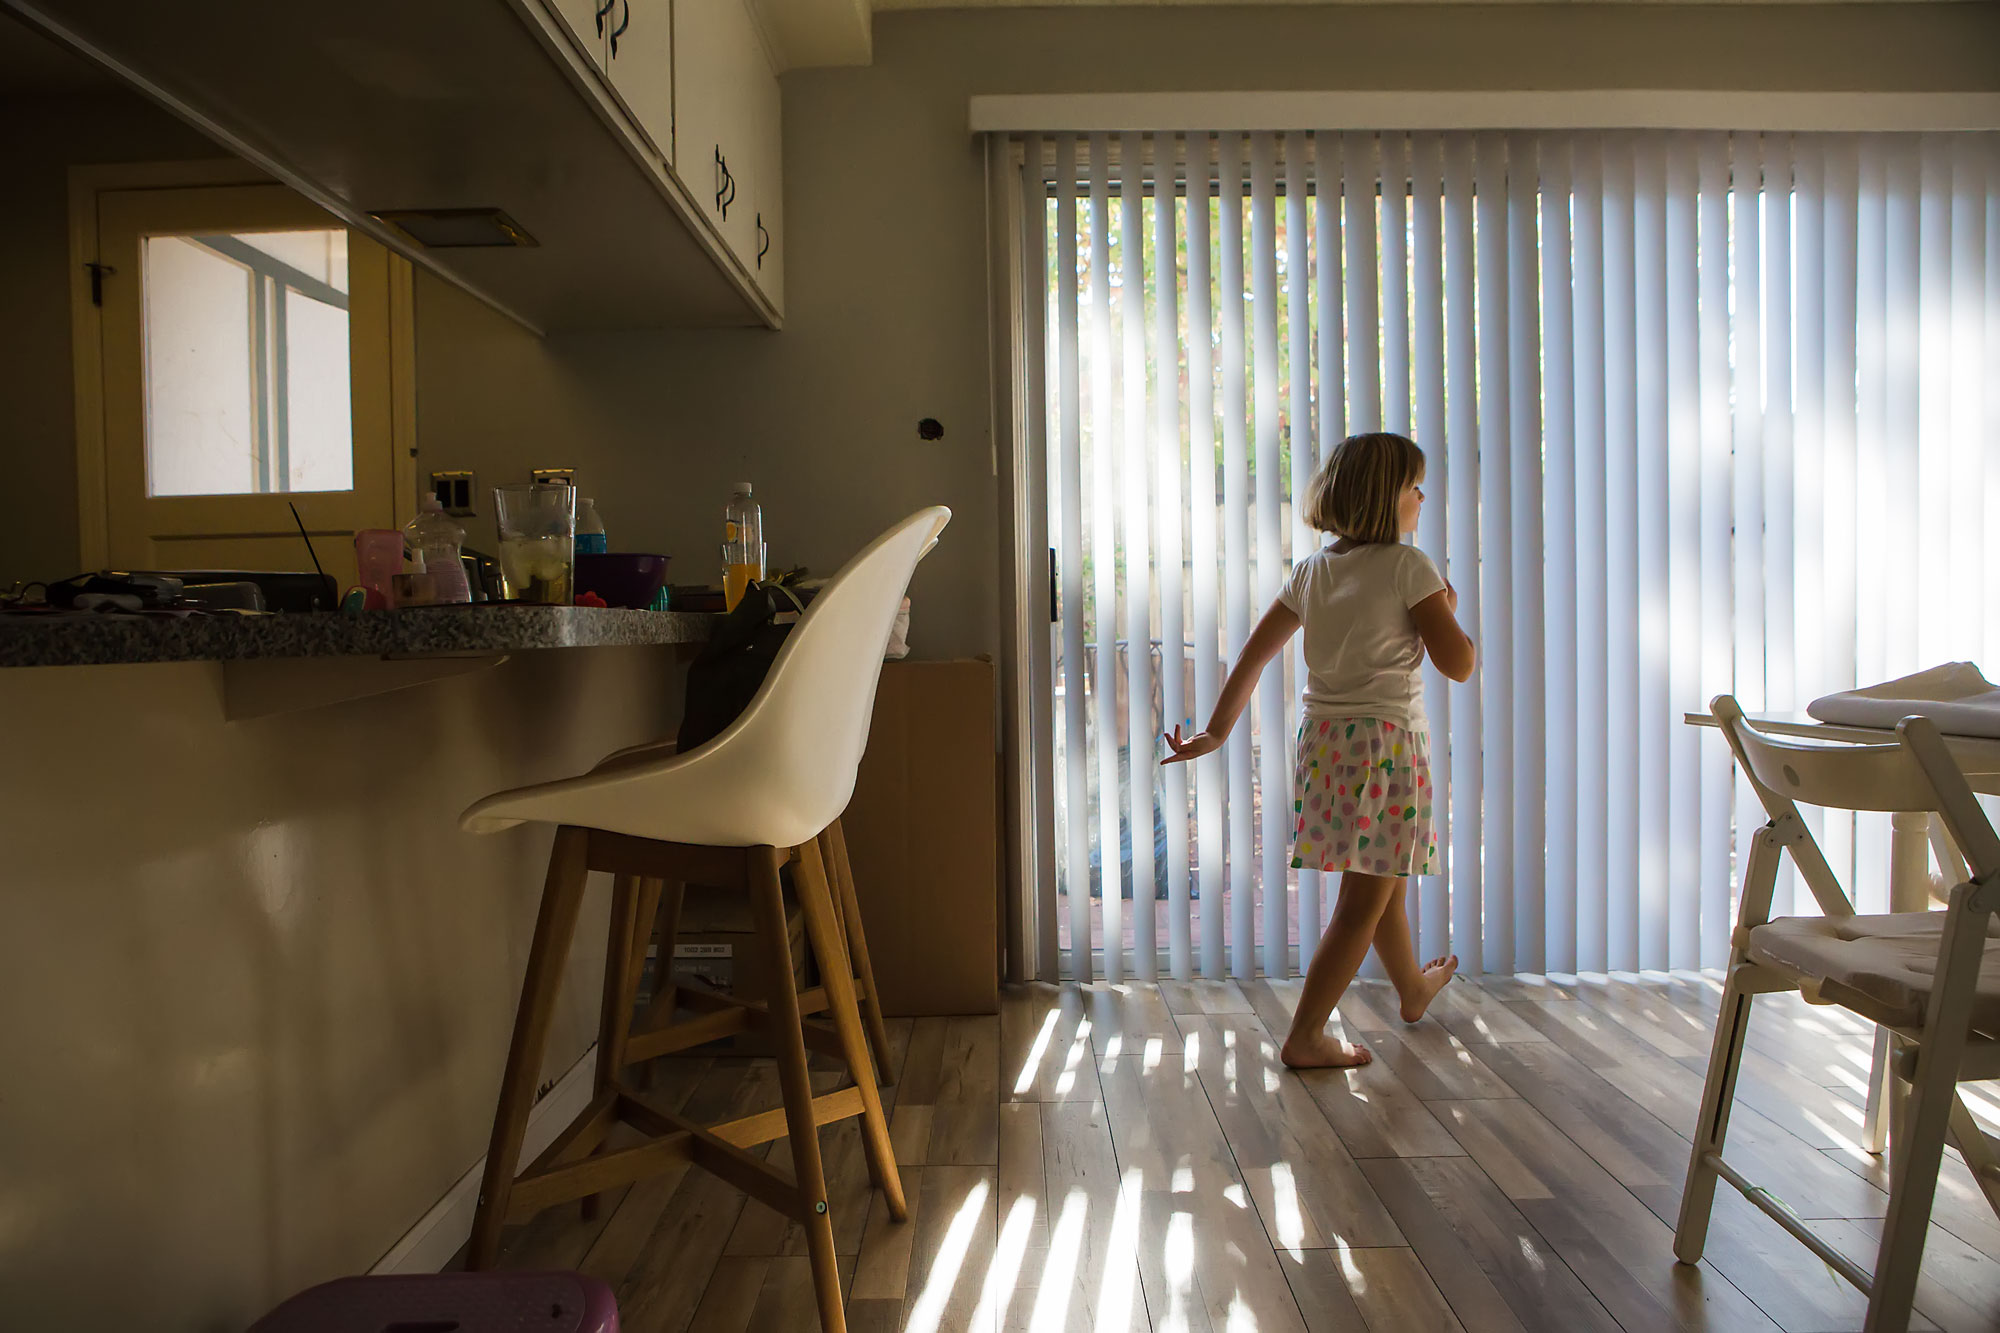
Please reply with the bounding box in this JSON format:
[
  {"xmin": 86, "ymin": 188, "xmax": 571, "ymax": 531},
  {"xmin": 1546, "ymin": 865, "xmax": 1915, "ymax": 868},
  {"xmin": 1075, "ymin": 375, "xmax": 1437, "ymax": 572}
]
[
  {"xmin": 575, "ymin": 498, "xmax": 608, "ymax": 556},
  {"xmin": 403, "ymin": 494, "xmax": 472, "ymax": 604},
  {"xmin": 722, "ymin": 482, "xmax": 764, "ymax": 612}
]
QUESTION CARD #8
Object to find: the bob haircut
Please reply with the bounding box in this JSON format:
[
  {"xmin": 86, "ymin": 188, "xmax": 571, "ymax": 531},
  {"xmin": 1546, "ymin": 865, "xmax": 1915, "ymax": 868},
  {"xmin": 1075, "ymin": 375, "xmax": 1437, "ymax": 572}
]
[{"xmin": 1303, "ymin": 432, "xmax": 1426, "ymax": 544}]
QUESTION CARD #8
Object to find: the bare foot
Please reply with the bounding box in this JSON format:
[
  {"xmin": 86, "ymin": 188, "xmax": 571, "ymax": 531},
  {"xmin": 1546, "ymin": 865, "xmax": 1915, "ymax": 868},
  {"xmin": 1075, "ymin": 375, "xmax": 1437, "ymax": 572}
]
[
  {"xmin": 1280, "ymin": 1030, "xmax": 1373, "ymax": 1070},
  {"xmin": 1399, "ymin": 954, "xmax": 1459, "ymax": 1023}
]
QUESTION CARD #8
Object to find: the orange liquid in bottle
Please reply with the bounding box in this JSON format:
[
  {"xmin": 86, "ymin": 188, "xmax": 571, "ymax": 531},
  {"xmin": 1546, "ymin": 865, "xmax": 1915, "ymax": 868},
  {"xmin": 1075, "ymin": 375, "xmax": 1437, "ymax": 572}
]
[{"xmin": 723, "ymin": 563, "xmax": 760, "ymax": 611}]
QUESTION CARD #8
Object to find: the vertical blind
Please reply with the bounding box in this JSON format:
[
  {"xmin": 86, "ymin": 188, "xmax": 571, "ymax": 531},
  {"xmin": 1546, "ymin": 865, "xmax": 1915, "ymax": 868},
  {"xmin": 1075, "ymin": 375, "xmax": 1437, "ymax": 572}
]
[{"xmin": 1024, "ymin": 129, "xmax": 2000, "ymax": 983}]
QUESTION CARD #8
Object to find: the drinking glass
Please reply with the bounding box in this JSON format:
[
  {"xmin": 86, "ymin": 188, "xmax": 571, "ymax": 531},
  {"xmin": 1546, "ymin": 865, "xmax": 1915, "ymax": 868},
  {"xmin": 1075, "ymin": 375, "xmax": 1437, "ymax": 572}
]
[{"xmin": 493, "ymin": 483, "xmax": 576, "ymax": 604}]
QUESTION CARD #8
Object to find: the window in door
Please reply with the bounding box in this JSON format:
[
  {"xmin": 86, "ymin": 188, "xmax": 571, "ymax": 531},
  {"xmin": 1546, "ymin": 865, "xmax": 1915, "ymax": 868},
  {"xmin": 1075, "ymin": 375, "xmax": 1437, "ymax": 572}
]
[{"xmin": 142, "ymin": 228, "xmax": 353, "ymax": 497}]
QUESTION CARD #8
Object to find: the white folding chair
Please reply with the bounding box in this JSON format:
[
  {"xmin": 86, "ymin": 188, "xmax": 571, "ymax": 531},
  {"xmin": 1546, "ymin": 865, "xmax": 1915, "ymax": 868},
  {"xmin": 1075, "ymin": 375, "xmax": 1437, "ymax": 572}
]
[{"xmin": 1674, "ymin": 695, "xmax": 2000, "ymax": 1332}]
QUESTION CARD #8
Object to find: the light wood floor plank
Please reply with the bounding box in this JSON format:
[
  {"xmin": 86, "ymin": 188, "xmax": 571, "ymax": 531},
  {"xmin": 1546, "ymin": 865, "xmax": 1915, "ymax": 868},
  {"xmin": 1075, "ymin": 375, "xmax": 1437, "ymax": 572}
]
[
  {"xmin": 897, "ymin": 1164, "xmax": 998, "ymax": 1333},
  {"xmin": 1436, "ymin": 1098, "xmax": 1784, "ymax": 1333},
  {"xmin": 931, "ymin": 1017, "xmax": 1001, "ymax": 1165},
  {"xmin": 1000, "ymin": 983, "xmax": 1093, "ymax": 1103},
  {"xmin": 1372, "ymin": 1023, "xmax": 1518, "ymax": 1102},
  {"xmin": 1294, "ymin": 1045, "xmax": 1467, "ymax": 1160},
  {"xmin": 1087, "ymin": 982, "xmax": 1185, "ymax": 1055},
  {"xmin": 852, "ymin": 1165, "xmax": 923, "ymax": 1302},
  {"xmin": 686, "ymin": 1255, "xmax": 767, "ymax": 1333},
  {"xmin": 1273, "ymin": 1249, "xmax": 1374, "ymax": 1331},
  {"xmin": 1361, "ymin": 1155, "xmax": 1618, "ymax": 1333},
  {"xmin": 1813, "ymin": 1217, "xmax": 2000, "ymax": 1333},
  {"xmin": 1429, "ymin": 983, "xmax": 1553, "ymax": 1046},
  {"xmin": 1182, "ymin": 1013, "xmax": 1405, "ymax": 1249},
  {"xmin": 1474, "ymin": 1038, "xmax": 1890, "ymax": 1223},
  {"xmin": 1034, "ymin": 1097, "xmax": 1148, "ymax": 1333},
  {"xmin": 898, "ymin": 1018, "xmax": 948, "ymax": 1107},
  {"xmin": 1281, "ymin": 1247, "xmax": 1469, "ymax": 1333},
  {"xmin": 1821, "ymin": 1142, "xmax": 2000, "ymax": 1262}
]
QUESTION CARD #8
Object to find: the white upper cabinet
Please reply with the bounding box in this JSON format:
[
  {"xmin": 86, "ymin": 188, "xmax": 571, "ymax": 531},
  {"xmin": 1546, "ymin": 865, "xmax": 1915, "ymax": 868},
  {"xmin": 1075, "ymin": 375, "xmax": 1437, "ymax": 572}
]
[
  {"xmin": 603, "ymin": 0, "xmax": 676, "ymax": 166},
  {"xmin": 547, "ymin": 0, "xmax": 611, "ymax": 66},
  {"xmin": 747, "ymin": 49, "xmax": 782, "ymax": 313},
  {"xmin": 674, "ymin": 0, "xmax": 778, "ymax": 292},
  {"xmin": 12, "ymin": 0, "xmax": 798, "ymax": 329}
]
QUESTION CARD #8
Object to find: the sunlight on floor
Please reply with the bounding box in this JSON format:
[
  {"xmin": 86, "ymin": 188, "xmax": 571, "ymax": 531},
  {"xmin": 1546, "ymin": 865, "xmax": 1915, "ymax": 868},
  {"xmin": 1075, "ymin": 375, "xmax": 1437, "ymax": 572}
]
[
  {"xmin": 1012, "ymin": 1008, "xmax": 1059, "ymax": 1096},
  {"xmin": 903, "ymin": 1176, "xmax": 989, "ymax": 1333},
  {"xmin": 1267, "ymin": 1161, "xmax": 1306, "ymax": 1257}
]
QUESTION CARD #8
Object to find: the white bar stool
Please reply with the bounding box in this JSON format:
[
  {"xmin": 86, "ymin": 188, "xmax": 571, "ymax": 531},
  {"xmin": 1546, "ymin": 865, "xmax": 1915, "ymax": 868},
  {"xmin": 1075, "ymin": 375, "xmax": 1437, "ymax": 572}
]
[{"xmin": 458, "ymin": 507, "xmax": 949, "ymax": 1333}]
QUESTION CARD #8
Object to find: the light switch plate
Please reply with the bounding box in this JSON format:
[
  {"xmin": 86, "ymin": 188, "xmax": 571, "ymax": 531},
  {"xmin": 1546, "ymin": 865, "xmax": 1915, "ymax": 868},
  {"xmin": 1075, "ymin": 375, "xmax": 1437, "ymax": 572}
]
[{"xmin": 429, "ymin": 470, "xmax": 477, "ymax": 516}]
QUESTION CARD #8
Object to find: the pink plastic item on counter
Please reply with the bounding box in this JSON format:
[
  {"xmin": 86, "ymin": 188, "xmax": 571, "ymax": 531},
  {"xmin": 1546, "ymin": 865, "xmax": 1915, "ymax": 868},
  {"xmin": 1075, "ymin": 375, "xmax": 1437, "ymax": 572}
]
[
  {"xmin": 353, "ymin": 529, "xmax": 404, "ymax": 610},
  {"xmin": 249, "ymin": 1271, "xmax": 618, "ymax": 1332}
]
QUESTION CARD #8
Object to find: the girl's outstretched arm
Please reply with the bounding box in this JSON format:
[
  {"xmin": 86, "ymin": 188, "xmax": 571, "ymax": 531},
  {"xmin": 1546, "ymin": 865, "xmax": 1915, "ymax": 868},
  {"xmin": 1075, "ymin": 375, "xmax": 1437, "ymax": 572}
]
[{"xmin": 1162, "ymin": 597, "xmax": 1301, "ymax": 764}]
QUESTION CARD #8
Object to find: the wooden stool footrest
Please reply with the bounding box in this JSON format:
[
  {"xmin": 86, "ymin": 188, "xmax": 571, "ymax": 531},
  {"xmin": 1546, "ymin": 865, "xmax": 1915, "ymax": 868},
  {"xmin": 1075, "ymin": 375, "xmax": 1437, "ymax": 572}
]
[
  {"xmin": 624, "ymin": 979, "xmax": 849, "ymax": 1064},
  {"xmin": 614, "ymin": 1090, "xmax": 814, "ymax": 1221}
]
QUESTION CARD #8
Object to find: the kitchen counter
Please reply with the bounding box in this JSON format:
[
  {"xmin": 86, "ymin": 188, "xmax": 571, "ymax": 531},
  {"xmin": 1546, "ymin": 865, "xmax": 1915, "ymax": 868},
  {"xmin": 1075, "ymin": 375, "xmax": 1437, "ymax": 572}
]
[{"xmin": 0, "ymin": 605, "xmax": 715, "ymax": 669}]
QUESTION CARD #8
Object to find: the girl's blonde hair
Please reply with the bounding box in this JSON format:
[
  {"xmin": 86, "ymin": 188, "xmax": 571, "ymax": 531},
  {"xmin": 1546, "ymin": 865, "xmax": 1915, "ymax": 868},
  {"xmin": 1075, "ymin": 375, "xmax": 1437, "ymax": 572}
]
[{"xmin": 1304, "ymin": 432, "xmax": 1426, "ymax": 544}]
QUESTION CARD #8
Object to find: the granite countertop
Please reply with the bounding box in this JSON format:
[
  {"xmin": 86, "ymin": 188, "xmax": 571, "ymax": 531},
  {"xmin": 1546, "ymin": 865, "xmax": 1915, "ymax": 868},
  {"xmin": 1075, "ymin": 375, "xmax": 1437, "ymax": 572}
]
[{"xmin": 0, "ymin": 605, "xmax": 716, "ymax": 669}]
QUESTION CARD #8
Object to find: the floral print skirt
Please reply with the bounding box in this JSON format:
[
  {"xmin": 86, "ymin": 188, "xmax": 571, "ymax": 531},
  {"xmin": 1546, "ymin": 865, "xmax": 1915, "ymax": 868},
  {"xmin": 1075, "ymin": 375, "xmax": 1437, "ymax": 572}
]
[{"xmin": 1290, "ymin": 716, "xmax": 1439, "ymax": 877}]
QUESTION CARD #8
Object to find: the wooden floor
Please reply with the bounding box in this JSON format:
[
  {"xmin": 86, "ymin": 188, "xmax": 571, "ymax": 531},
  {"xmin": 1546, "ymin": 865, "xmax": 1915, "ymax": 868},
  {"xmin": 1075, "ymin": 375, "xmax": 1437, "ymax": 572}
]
[{"xmin": 494, "ymin": 974, "xmax": 2000, "ymax": 1332}]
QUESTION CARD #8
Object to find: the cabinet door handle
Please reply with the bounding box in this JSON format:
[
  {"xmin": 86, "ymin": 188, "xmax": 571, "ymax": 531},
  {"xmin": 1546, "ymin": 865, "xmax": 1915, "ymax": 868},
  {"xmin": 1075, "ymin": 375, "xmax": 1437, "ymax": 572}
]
[
  {"xmin": 715, "ymin": 148, "xmax": 736, "ymax": 218},
  {"xmin": 756, "ymin": 214, "xmax": 769, "ymax": 267},
  {"xmin": 593, "ymin": 0, "xmax": 614, "ymax": 36},
  {"xmin": 609, "ymin": 0, "xmax": 630, "ymax": 55}
]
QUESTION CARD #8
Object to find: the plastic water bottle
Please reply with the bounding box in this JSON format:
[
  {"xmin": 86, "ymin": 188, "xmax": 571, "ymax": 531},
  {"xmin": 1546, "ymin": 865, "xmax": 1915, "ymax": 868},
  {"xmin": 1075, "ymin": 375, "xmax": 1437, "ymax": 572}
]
[
  {"xmin": 403, "ymin": 494, "xmax": 472, "ymax": 604},
  {"xmin": 722, "ymin": 482, "xmax": 764, "ymax": 612},
  {"xmin": 575, "ymin": 498, "xmax": 608, "ymax": 556}
]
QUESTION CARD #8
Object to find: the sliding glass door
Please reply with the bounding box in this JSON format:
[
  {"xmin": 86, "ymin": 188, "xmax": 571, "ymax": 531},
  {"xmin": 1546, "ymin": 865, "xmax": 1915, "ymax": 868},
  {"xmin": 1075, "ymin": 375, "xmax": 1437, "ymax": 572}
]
[{"xmin": 1017, "ymin": 129, "xmax": 2000, "ymax": 983}]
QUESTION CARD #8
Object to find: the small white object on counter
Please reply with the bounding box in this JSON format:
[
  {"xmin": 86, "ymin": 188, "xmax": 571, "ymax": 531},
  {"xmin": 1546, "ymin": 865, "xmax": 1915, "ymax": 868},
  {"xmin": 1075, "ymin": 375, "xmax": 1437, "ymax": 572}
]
[{"xmin": 1807, "ymin": 662, "xmax": 2000, "ymax": 739}]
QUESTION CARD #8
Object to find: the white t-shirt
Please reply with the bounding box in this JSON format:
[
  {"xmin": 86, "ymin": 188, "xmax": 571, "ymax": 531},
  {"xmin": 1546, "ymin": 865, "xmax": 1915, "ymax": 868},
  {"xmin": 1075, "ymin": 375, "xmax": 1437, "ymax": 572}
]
[{"xmin": 1277, "ymin": 541, "xmax": 1448, "ymax": 731}]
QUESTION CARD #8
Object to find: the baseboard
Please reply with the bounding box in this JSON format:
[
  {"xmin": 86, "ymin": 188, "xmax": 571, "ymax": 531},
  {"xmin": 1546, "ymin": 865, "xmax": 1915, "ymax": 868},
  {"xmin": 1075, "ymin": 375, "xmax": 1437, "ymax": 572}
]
[{"xmin": 370, "ymin": 1044, "xmax": 599, "ymax": 1274}]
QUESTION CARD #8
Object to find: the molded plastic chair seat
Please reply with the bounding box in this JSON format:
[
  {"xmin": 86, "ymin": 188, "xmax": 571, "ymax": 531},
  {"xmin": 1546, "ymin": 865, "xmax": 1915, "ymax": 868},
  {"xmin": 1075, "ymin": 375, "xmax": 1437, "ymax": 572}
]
[{"xmin": 462, "ymin": 508, "xmax": 949, "ymax": 851}]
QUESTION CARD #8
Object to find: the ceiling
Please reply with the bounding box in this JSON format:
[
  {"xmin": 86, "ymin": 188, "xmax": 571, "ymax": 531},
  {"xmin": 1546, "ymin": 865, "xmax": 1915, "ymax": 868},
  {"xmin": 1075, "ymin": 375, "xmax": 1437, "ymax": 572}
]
[{"xmin": 0, "ymin": 10, "xmax": 113, "ymax": 94}]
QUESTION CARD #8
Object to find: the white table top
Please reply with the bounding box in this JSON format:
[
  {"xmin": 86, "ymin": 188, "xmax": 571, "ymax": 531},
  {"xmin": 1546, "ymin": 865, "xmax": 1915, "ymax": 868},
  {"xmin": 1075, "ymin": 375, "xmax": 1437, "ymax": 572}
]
[{"xmin": 1684, "ymin": 709, "xmax": 2000, "ymax": 785}]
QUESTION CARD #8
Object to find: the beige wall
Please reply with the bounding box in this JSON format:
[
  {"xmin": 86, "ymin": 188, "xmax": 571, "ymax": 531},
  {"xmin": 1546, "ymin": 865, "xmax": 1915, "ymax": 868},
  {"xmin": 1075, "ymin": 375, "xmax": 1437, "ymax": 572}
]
[
  {"xmin": 0, "ymin": 91, "xmax": 216, "ymax": 588},
  {"xmin": 410, "ymin": 3, "xmax": 2000, "ymax": 664},
  {"xmin": 0, "ymin": 648, "xmax": 679, "ymax": 1328}
]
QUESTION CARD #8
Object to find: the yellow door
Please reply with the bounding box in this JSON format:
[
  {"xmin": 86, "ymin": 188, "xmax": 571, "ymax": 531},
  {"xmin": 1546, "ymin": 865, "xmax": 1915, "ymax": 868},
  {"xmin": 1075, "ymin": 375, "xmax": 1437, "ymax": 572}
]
[{"xmin": 92, "ymin": 184, "xmax": 404, "ymax": 593}]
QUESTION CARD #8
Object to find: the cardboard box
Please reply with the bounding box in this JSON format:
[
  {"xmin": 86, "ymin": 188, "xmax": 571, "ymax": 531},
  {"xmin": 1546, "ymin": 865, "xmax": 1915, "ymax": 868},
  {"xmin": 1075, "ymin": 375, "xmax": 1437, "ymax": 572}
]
[
  {"xmin": 641, "ymin": 882, "xmax": 812, "ymax": 1054},
  {"xmin": 841, "ymin": 659, "xmax": 999, "ymax": 1016}
]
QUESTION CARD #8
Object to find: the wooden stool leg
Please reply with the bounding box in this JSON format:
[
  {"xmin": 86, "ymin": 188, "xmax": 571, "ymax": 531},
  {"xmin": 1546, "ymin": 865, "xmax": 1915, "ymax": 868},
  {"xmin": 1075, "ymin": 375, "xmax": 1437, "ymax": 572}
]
[
  {"xmin": 468, "ymin": 826, "xmax": 592, "ymax": 1269},
  {"xmin": 633, "ymin": 878, "xmax": 684, "ymax": 1090},
  {"xmin": 752, "ymin": 846, "xmax": 847, "ymax": 1333},
  {"xmin": 798, "ymin": 838, "xmax": 907, "ymax": 1220},
  {"xmin": 582, "ymin": 873, "xmax": 642, "ymax": 1222},
  {"xmin": 824, "ymin": 819, "xmax": 894, "ymax": 1084}
]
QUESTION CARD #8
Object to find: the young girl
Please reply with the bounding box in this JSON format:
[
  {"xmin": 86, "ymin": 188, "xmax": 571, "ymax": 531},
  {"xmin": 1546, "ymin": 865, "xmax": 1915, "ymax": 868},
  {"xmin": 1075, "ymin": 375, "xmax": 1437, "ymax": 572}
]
[{"xmin": 1163, "ymin": 432, "xmax": 1476, "ymax": 1069}]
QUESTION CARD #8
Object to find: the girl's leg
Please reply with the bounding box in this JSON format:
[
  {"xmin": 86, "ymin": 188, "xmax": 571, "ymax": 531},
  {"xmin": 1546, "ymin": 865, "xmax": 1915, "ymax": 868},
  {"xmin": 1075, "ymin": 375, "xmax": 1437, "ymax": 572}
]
[
  {"xmin": 1368, "ymin": 879, "xmax": 1459, "ymax": 1023},
  {"xmin": 1281, "ymin": 871, "xmax": 1399, "ymax": 1069}
]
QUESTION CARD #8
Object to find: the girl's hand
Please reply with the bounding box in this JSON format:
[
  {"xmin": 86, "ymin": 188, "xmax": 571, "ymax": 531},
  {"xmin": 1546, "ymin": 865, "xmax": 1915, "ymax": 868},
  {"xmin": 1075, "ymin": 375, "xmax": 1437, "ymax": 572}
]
[{"xmin": 1162, "ymin": 725, "xmax": 1223, "ymax": 765}]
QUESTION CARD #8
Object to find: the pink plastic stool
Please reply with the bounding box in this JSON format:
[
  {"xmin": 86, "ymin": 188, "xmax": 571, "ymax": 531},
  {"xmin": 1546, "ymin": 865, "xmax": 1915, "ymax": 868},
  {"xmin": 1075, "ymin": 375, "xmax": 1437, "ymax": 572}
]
[{"xmin": 250, "ymin": 1271, "xmax": 618, "ymax": 1332}]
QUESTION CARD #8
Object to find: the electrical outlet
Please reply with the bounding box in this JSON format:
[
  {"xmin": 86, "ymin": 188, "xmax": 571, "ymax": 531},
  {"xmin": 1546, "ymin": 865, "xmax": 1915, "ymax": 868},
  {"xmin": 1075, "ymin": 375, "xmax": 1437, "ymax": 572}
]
[
  {"xmin": 429, "ymin": 469, "xmax": 476, "ymax": 516},
  {"xmin": 531, "ymin": 468, "xmax": 575, "ymax": 487}
]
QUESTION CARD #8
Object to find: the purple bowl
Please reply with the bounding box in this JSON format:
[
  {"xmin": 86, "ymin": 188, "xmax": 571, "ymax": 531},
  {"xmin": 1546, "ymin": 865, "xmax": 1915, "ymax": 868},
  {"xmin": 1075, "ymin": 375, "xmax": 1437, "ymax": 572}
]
[{"xmin": 575, "ymin": 553, "xmax": 671, "ymax": 608}]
